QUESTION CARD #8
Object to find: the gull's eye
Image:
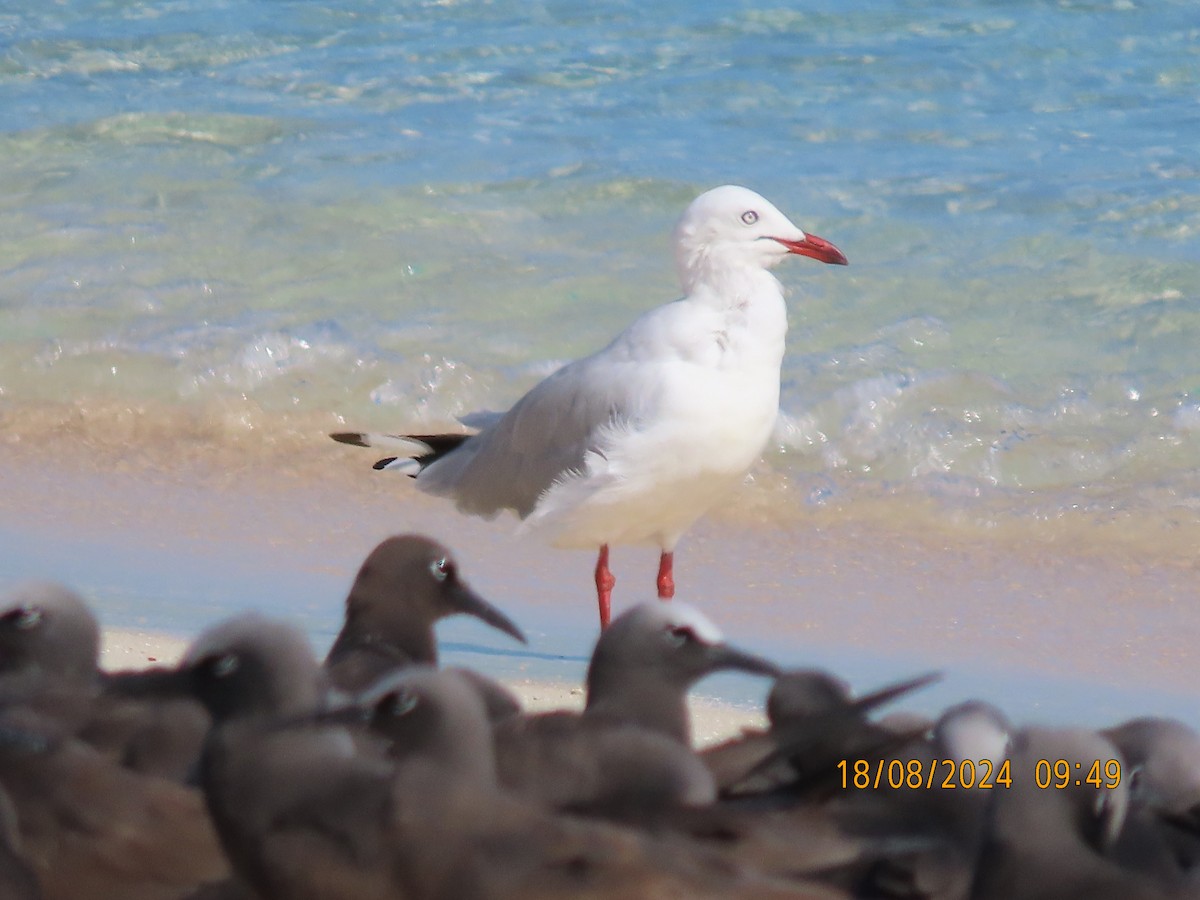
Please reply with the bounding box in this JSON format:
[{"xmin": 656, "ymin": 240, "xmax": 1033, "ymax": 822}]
[
  {"xmin": 429, "ymin": 558, "xmax": 450, "ymax": 581},
  {"xmin": 741, "ymin": 210, "xmax": 759, "ymax": 226}
]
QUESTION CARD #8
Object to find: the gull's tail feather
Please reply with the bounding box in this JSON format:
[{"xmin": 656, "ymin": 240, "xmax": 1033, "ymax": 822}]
[
  {"xmin": 330, "ymin": 431, "xmax": 472, "ymax": 478},
  {"xmin": 330, "ymin": 432, "xmax": 429, "ymax": 453}
]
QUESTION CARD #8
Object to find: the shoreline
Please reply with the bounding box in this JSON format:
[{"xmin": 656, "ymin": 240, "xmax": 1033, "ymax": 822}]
[{"xmin": 8, "ymin": 396, "xmax": 1200, "ymax": 568}]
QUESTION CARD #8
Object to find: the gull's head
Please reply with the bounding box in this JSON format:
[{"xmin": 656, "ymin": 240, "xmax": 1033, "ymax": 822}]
[{"xmin": 672, "ymin": 185, "xmax": 847, "ymax": 292}]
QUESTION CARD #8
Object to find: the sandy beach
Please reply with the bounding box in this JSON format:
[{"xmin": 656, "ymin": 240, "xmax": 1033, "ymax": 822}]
[
  {"xmin": 97, "ymin": 625, "xmax": 766, "ymax": 747},
  {"xmin": 5, "ymin": 421, "xmax": 1199, "ymax": 738}
]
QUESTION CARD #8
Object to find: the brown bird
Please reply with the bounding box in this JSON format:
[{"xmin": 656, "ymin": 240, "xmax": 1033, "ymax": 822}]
[
  {"xmin": 971, "ymin": 726, "xmax": 1173, "ymax": 900},
  {"xmin": 491, "ymin": 601, "xmax": 780, "ymax": 816},
  {"xmin": 323, "ymin": 534, "xmax": 525, "ymax": 694},
  {"xmin": 0, "ymin": 781, "xmax": 40, "ymax": 900},
  {"xmin": 0, "ymin": 701, "xmax": 226, "ymax": 900},
  {"xmin": 202, "ymin": 658, "xmax": 840, "ymax": 900},
  {"xmin": 0, "ymin": 581, "xmax": 210, "ymax": 783},
  {"xmin": 702, "ymin": 668, "xmax": 940, "ymax": 799},
  {"xmin": 0, "ymin": 583, "xmax": 229, "ymax": 900},
  {"xmin": 1102, "ymin": 717, "xmax": 1200, "ymax": 887}
]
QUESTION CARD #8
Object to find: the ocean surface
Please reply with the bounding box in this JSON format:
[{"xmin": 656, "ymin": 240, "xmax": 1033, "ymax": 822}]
[{"xmin": 2, "ymin": 0, "xmax": 1199, "ymax": 552}]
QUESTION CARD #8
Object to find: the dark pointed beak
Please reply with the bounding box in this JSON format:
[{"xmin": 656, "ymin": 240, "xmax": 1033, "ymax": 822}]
[
  {"xmin": 773, "ymin": 232, "xmax": 848, "ymax": 266},
  {"xmin": 850, "ymin": 671, "xmax": 942, "ymax": 716},
  {"xmin": 1162, "ymin": 803, "xmax": 1200, "ymax": 836},
  {"xmin": 705, "ymin": 643, "xmax": 781, "ymax": 679},
  {"xmin": 449, "ymin": 582, "xmax": 526, "ymax": 645},
  {"xmin": 259, "ymin": 699, "xmax": 374, "ymax": 737}
]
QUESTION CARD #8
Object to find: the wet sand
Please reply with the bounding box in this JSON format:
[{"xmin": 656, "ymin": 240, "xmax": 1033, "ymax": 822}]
[{"xmin": 5, "ymin": 425, "xmax": 1200, "ymax": 735}]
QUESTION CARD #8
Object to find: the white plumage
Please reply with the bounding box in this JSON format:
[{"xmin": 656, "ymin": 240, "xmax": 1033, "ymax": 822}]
[{"xmin": 333, "ymin": 185, "xmax": 847, "ymax": 628}]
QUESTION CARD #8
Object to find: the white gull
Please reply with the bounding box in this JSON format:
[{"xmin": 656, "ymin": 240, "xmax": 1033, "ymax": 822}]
[{"xmin": 332, "ymin": 185, "xmax": 847, "ymax": 628}]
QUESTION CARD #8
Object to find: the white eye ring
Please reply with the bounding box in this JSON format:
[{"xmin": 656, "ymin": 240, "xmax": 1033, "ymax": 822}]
[
  {"xmin": 1126, "ymin": 764, "xmax": 1143, "ymax": 793},
  {"xmin": 430, "ymin": 558, "xmax": 449, "ymax": 581},
  {"xmin": 741, "ymin": 210, "xmax": 759, "ymax": 225},
  {"xmin": 386, "ymin": 689, "xmax": 419, "ymax": 717},
  {"xmin": 665, "ymin": 626, "xmax": 693, "ymax": 648}
]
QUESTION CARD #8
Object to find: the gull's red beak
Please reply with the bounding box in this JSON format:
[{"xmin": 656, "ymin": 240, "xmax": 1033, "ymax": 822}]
[{"xmin": 773, "ymin": 233, "xmax": 848, "ymax": 266}]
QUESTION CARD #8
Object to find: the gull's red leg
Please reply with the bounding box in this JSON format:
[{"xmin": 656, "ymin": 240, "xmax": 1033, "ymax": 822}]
[
  {"xmin": 594, "ymin": 544, "xmax": 616, "ymax": 629},
  {"xmin": 656, "ymin": 550, "xmax": 675, "ymax": 600}
]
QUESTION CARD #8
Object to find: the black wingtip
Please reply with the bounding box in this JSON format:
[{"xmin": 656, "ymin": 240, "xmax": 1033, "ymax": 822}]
[
  {"xmin": 372, "ymin": 457, "xmax": 398, "ymax": 471},
  {"xmin": 330, "ymin": 432, "xmax": 370, "ymax": 447}
]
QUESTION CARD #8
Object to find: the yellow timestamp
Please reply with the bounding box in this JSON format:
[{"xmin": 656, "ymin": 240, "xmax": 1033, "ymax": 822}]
[
  {"xmin": 1034, "ymin": 758, "xmax": 1121, "ymax": 790},
  {"xmin": 837, "ymin": 758, "xmax": 1123, "ymax": 790},
  {"xmin": 838, "ymin": 758, "xmax": 1013, "ymax": 790}
]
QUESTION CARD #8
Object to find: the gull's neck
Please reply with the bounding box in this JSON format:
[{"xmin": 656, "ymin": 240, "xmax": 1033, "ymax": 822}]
[
  {"xmin": 682, "ymin": 255, "xmax": 786, "ymax": 311},
  {"xmin": 682, "ymin": 260, "xmax": 790, "ymax": 369}
]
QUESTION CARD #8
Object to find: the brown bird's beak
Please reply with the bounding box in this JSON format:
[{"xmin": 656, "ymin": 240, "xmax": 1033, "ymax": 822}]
[
  {"xmin": 449, "ymin": 582, "xmax": 527, "ymax": 645},
  {"xmin": 704, "ymin": 642, "xmax": 782, "ymax": 679}
]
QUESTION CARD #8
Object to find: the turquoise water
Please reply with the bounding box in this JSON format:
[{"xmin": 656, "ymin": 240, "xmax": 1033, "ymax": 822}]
[{"xmin": 3, "ymin": 0, "xmax": 1199, "ymax": 552}]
